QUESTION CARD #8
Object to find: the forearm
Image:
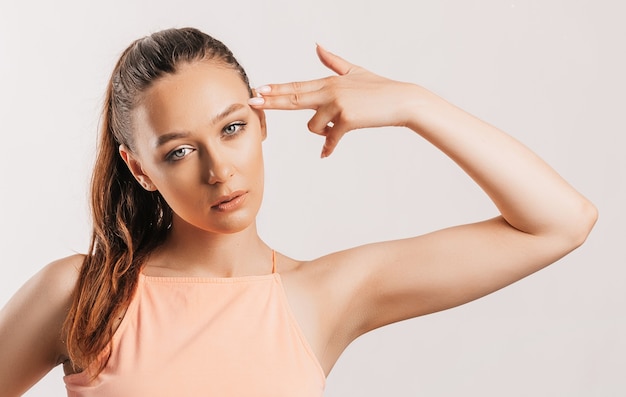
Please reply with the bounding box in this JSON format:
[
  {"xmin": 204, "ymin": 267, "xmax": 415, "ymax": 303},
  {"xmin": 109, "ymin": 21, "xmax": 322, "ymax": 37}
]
[
  {"xmin": 252, "ymin": 45, "xmax": 597, "ymax": 243},
  {"xmin": 403, "ymin": 84, "xmax": 597, "ymax": 241}
]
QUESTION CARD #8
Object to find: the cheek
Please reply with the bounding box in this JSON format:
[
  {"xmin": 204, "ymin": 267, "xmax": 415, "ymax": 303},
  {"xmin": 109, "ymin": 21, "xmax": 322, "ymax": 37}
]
[
  {"xmin": 233, "ymin": 129, "xmax": 264, "ymax": 173},
  {"xmin": 245, "ymin": 139, "xmax": 265, "ymax": 183}
]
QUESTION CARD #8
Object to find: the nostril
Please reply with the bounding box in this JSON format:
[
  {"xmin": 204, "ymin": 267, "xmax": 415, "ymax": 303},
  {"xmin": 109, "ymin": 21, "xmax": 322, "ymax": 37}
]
[{"xmin": 206, "ymin": 164, "xmax": 234, "ymax": 185}]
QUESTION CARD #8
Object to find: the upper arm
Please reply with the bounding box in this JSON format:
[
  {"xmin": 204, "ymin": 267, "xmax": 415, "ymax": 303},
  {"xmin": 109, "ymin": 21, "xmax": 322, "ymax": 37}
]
[
  {"xmin": 0, "ymin": 254, "xmax": 82, "ymax": 397},
  {"xmin": 317, "ymin": 215, "xmax": 592, "ymax": 344}
]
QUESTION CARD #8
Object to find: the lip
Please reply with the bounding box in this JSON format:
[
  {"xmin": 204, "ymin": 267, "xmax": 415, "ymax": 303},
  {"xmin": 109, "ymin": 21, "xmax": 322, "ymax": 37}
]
[{"xmin": 210, "ymin": 190, "xmax": 248, "ymax": 211}]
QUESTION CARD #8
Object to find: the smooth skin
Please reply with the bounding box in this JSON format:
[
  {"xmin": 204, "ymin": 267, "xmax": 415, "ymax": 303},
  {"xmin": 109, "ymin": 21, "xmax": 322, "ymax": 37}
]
[{"xmin": 0, "ymin": 46, "xmax": 597, "ymax": 396}]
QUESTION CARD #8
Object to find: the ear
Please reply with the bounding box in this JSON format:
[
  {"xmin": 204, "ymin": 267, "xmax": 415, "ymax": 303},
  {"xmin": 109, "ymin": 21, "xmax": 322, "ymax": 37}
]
[
  {"xmin": 253, "ymin": 107, "xmax": 267, "ymax": 141},
  {"xmin": 118, "ymin": 145, "xmax": 157, "ymax": 191}
]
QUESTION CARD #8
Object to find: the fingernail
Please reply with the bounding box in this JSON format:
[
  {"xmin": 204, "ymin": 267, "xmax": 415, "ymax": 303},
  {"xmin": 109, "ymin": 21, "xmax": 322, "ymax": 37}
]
[
  {"xmin": 248, "ymin": 97, "xmax": 265, "ymax": 106},
  {"xmin": 256, "ymin": 85, "xmax": 271, "ymax": 94},
  {"xmin": 316, "ymin": 43, "xmax": 328, "ymax": 52}
]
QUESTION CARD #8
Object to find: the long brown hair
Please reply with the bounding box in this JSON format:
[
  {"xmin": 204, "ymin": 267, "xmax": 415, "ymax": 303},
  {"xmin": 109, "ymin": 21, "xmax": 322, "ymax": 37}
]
[{"xmin": 63, "ymin": 27, "xmax": 252, "ymax": 374}]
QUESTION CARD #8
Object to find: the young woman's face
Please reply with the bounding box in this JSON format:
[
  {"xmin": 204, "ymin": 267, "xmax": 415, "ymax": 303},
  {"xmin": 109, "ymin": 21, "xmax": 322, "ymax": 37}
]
[{"xmin": 123, "ymin": 60, "xmax": 266, "ymax": 235}]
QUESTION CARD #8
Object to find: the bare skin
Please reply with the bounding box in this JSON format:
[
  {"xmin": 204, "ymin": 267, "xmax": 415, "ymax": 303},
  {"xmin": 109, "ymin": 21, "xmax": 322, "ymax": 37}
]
[{"xmin": 0, "ymin": 46, "xmax": 597, "ymax": 395}]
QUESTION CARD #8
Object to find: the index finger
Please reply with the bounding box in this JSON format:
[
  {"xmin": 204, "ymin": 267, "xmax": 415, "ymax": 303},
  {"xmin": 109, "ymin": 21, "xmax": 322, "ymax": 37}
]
[
  {"xmin": 249, "ymin": 78, "xmax": 329, "ymax": 110},
  {"xmin": 248, "ymin": 86, "xmax": 324, "ymax": 110}
]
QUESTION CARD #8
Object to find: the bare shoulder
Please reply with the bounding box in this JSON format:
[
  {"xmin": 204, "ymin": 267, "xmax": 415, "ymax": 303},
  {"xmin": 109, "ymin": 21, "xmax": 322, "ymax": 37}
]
[
  {"xmin": 37, "ymin": 253, "xmax": 84, "ymax": 294},
  {"xmin": 0, "ymin": 253, "xmax": 85, "ymax": 331},
  {"xmin": 278, "ymin": 246, "xmax": 378, "ymax": 297},
  {"xmin": 16, "ymin": 253, "xmax": 84, "ymax": 311},
  {"xmin": 0, "ymin": 254, "xmax": 84, "ymax": 396}
]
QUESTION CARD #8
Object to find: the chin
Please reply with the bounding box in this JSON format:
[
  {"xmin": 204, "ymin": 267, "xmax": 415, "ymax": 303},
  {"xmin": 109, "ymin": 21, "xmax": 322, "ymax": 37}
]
[
  {"xmin": 171, "ymin": 195, "xmax": 262, "ymax": 236},
  {"xmin": 196, "ymin": 210, "xmax": 258, "ymax": 236}
]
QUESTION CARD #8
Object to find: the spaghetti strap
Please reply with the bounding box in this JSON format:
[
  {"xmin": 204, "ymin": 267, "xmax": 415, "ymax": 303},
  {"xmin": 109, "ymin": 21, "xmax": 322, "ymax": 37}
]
[{"xmin": 271, "ymin": 250, "xmax": 277, "ymax": 274}]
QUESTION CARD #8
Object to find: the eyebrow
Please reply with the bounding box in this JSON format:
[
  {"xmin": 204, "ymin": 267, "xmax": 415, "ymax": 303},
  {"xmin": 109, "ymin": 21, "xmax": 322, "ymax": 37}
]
[
  {"xmin": 155, "ymin": 103, "xmax": 246, "ymax": 148},
  {"xmin": 156, "ymin": 131, "xmax": 190, "ymax": 147},
  {"xmin": 211, "ymin": 103, "xmax": 245, "ymax": 125}
]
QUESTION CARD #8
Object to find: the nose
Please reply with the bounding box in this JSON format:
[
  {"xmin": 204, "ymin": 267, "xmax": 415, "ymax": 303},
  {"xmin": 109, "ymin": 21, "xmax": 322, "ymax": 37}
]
[{"xmin": 202, "ymin": 147, "xmax": 234, "ymax": 185}]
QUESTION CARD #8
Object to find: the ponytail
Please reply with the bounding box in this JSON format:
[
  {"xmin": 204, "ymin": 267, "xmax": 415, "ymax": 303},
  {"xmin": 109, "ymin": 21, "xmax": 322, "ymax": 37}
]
[{"xmin": 63, "ymin": 77, "xmax": 171, "ymax": 373}]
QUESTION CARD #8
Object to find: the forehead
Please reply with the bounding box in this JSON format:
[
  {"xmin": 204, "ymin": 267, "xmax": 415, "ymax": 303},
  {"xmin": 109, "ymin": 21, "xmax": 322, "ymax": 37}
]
[{"xmin": 133, "ymin": 61, "xmax": 250, "ymax": 137}]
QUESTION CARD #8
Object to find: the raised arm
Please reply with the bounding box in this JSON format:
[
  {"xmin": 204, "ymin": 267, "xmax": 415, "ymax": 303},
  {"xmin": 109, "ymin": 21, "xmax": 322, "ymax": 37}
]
[
  {"xmin": 0, "ymin": 255, "xmax": 81, "ymax": 396},
  {"xmin": 249, "ymin": 46, "xmax": 597, "ymax": 369}
]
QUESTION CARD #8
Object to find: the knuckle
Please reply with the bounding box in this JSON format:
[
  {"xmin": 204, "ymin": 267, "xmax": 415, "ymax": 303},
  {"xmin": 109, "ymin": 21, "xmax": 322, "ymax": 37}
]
[
  {"xmin": 291, "ymin": 81, "xmax": 303, "ymax": 92},
  {"xmin": 289, "ymin": 93, "xmax": 300, "ymax": 106},
  {"xmin": 326, "ymin": 75, "xmax": 339, "ymax": 85},
  {"xmin": 307, "ymin": 120, "xmax": 324, "ymax": 135}
]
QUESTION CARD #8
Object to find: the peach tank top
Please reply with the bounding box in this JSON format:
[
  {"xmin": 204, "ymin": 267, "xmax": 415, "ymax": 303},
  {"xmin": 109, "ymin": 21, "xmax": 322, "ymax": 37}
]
[{"xmin": 64, "ymin": 254, "xmax": 326, "ymax": 396}]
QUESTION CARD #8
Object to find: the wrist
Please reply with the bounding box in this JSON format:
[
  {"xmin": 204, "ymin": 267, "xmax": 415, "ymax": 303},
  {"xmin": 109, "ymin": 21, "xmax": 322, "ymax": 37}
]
[{"xmin": 402, "ymin": 84, "xmax": 454, "ymax": 133}]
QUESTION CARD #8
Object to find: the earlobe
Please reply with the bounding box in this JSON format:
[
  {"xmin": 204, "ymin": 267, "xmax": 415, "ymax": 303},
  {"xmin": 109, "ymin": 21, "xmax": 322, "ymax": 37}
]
[{"xmin": 118, "ymin": 145, "xmax": 157, "ymax": 191}]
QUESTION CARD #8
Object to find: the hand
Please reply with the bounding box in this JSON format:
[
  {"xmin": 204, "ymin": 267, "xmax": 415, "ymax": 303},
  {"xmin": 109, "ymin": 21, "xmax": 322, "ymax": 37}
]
[{"xmin": 249, "ymin": 45, "xmax": 419, "ymax": 157}]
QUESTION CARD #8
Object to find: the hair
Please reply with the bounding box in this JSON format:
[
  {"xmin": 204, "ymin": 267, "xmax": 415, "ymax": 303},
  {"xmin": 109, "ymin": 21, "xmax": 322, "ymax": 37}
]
[{"xmin": 63, "ymin": 27, "xmax": 252, "ymax": 375}]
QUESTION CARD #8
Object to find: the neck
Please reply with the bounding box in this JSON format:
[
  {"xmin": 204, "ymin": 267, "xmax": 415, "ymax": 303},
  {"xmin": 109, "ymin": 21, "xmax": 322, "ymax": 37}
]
[{"xmin": 147, "ymin": 216, "xmax": 272, "ymax": 278}]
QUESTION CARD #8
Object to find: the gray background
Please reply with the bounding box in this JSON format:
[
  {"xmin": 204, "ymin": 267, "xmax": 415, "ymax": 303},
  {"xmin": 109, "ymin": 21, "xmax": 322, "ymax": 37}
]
[{"xmin": 0, "ymin": 0, "xmax": 623, "ymax": 396}]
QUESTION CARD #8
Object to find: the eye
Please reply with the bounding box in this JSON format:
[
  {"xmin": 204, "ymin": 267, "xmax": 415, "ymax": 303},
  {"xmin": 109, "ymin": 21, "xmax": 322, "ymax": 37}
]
[
  {"xmin": 166, "ymin": 146, "xmax": 194, "ymax": 162},
  {"xmin": 223, "ymin": 122, "xmax": 247, "ymax": 137}
]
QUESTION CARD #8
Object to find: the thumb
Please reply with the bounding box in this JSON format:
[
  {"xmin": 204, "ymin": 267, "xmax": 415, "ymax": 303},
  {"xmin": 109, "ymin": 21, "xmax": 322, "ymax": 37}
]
[
  {"xmin": 315, "ymin": 44, "xmax": 355, "ymax": 76},
  {"xmin": 320, "ymin": 126, "xmax": 346, "ymax": 158}
]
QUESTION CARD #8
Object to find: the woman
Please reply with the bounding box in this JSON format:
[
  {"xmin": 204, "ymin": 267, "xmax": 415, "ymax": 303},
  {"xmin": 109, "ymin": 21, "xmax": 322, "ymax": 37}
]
[{"xmin": 0, "ymin": 27, "xmax": 597, "ymax": 396}]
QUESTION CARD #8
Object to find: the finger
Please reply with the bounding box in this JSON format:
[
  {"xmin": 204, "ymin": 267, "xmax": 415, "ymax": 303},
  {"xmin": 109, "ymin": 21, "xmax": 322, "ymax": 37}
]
[
  {"xmin": 248, "ymin": 88, "xmax": 324, "ymax": 110},
  {"xmin": 315, "ymin": 44, "xmax": 356, "ymax": 76},
  {"xmin": 256, "ymin": 78, "xmax": 326, "ymax": 97},
  {"xmin": 320, "ymin": 124, "xmax": 347, "ymax": 158},
  {"xmin": 307, "ymin": 108, "xmax": 337, "ymax": 135}
]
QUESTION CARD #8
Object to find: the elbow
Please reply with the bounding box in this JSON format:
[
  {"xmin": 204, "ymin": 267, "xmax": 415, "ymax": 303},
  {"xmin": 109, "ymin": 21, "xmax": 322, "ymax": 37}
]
[{"xmin": 566, "ymin": 199, "xmax": 598, "ymax": 249}]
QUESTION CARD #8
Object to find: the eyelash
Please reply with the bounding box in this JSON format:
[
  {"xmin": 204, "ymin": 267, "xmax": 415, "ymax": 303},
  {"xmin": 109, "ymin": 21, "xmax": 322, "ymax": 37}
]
[
  {"xmin": 223, "ymin": 122, "xmax": 247, "ymax": 138},
  {"xmin": 164, "ymin": 122, "xmax": 248, "ymax": 162},
  {"xmin": 166, "ymin": 146, "xmax": 194, "ymax": 162}
]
